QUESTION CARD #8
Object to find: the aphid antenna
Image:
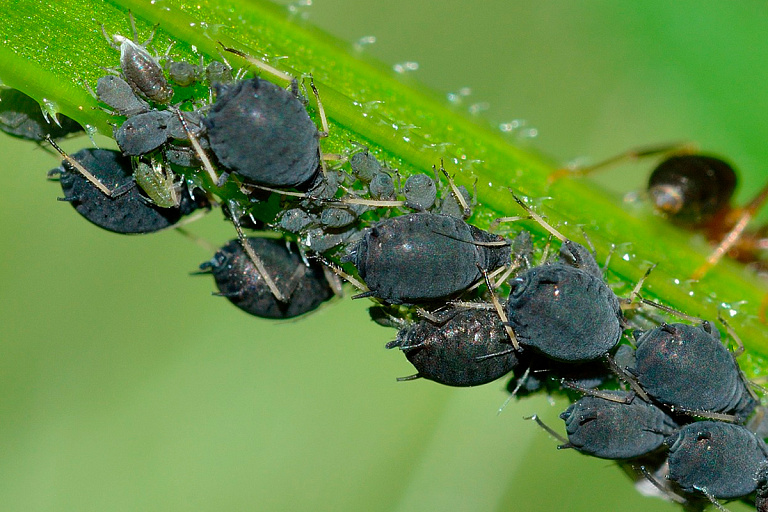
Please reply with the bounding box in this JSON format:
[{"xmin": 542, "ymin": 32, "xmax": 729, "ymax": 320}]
[
  {"xmin": 168, "ymin": 106, "xmax": 220, "ymax": 186},
  {"xmin": 633, "ymin": 465, "xmax": 688, "ymax": 505},
  {"xmin": 497, "ymin": 366, "xmax": 531, "ymax": 415},
  {"xmin": 395, "ymin": 373, "xmax": 422, "ymax": 382},
  {"xmin": 560, "ymin": 378, "xmax": 636, "ymax": 404},
  {"xmin": 438, "ymin": 162, "xmax": 472, "ymax": 218},
  {"xmin": 604, "ymin": 354, "xmax": 652, "ymax": 402},
  {"xmin": 523, "ymin": 414, "xmax": 569, "ymax": 446},
  {"xmin": 478, "ymin": 264, "xmax": 519, "ymax": 350},
  {"xmin": 715, "ymin": 311, "xmax": 745, "ymax": 357},
  {"xmin": 693, "ymin": 486, "xmax": 730, "ymax": 512},
  {"xmin": 548, "ymin": 141, "xmax": 698, "ymax": 184},
  {"xmin": 639, "ymin": 297, "xmax": 703, "ymax": 324},
  {"xmin": 692, "ymin": 179, "xmax": 768, "ymax": 280},
  {"xmin": 310, "ymin": 252, "xmax": 369, "ymax": 293},
  {"xmin": 538, "ymin": 235, "xmax": 553, "ymax": 266},
  {"xmin": 45, "ymin": 136, "xmax": 130, "ymax": 198},
  {"xmin": 227, "ymin": 203, "xmax": 288, "ymax": 303},
  {"xmin": 430, "ymin": 230, "xmax": 509, "ymax": 248},
  {"xmin": 218, "ymin": 43, "xmax": 294, "ymax": 84},
  {"xmin": 509, "ymin": 191, "xmax": 567, "ymax": 242},
  {"xmin": 174, "ymin": 227, "xmax": 218, "ymax": 254}
]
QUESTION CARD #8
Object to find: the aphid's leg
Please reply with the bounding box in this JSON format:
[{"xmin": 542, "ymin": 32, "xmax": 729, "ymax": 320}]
[
  {"xmin": 395, "ymin": 374, "xmax": 422, "ymax": 382},
  {"xmin": 716, "ymin": 312, "xmax": 745, "ymax": 356},
  {"xmin": 561, "ymin": 378, "xmax": 636, "ymax": 403},
  {"xmin": 621, "ymin": 263, "xmax": 657, "ymax": 310},
  {"xmin": 692, "ymin": 180, "xmax": 768, "ymax": 279},
  {"xmin": 548, "ymin": 141, "xmax": 697, "ymax": 183},
  {"xmin": 307, "ymin": 76, "xmax": 330, "ymax": 138},
  {"xmin": 478, "ymin": 264, "xmax": 519, "ymax": 350},
  {"xmin": 321, "ymin": 266, "xmax": 344, "ymax": 298},
  {"xmin": 604, "ymin": 354, "xmax": 651, "ymax": 402},
  {"xmin": 634, "ymin": 466, "xmax": 688, "ymax": 505},
  {"xmin": 45, "ymin": 136, "xmax": 132, "ymax": 197},
  {"xmin": 675, "ymin": 407, "xmax": 738, "ymax": 423},
  {"xmin": 168, "ymin": 107, "xmax": 220, "ymax": 186},
  {"xmin": 229, "ymin": 212, "xmax": 287, "ymax": 303},
  {"xmin": 100, "ymin": 23, "xmax": 121, "ymax": 50},
  {"xmin": 439, "ymin": 163, "xmax": 472, "ymax": 218},
  {"xmin": 466, "ymin": 265, "xmax": 509, "ymax": 293},
  {"xmin": 602, "ymin": 244, "xmax": 617, "ymax": 280},
  {"xmin": 694, "ymin": 487, "xmax": 730, "ymax": 512},
  {"xmin": 497, "ymin": 366, "xmax": 532, "ymax": 415},
  {"xmin": 489, "ymin": 216, "xmax": 533, "ymax": 232},
  {"xmin": 174, "ymin": 227, "xmax": 218, "ymax": 253},
  {"xmin": 523, "ymin": 414, "xmax": 569, "ymax": 445},
  {"xmin": 311, "ymin": 252, "xmax": 369, "ymax": 293},
  {"xmin": 217, "ymin": 43, "xmax": 293, "ymax": 83}
]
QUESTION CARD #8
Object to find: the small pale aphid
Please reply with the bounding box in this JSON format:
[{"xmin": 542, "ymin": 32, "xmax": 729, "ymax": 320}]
[
  {"xmin": 102, "ymin": 12, "xmax": 174, "ymax": 104},
  {"xmin": 133, "ymin": 157, "xmax": 182, "ymax": 208}
]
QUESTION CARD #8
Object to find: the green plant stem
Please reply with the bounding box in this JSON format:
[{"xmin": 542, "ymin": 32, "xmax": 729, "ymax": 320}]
[{"xmin": 0, "ymin": 0, "xmax": 766, "ymax": 376}]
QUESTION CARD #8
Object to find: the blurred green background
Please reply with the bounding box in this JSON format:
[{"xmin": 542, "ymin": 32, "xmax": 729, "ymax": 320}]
[{"xmin": 0, "ymin": 1, "xmax": 765, "ymax": 511}]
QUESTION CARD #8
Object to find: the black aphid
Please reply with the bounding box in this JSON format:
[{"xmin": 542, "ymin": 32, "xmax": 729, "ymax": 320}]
[
  {"xmin": 629, "ymin": 322, "xmax": 756, "ymax": 420},
  {"xmin": 505, "ymin": 240, "xmax": 624, "ymax": 362},
  {"xmin": 49, "ymin": 148, "xmax": 206, "ymax": 234},
  {"xmin": 204, "ymin": 78, "xmax": 320, "ymax": 188},
  {"xmin": 345, "ymin": 212, "xmax": 511, "ymax": 304},
  {"xmin": 387, "ymin": 309, "xmax": 519, "ymax": 387},
  {"xmin": 560, "ymin": 390, "xmax": 678, "ymax": 460},
  {"xmin": 503, "ymin": 195, "xmax": 625, "ymax": 362},
  {"xmin": 114, "ymin": 110, "xmax": 173, "ymax": 156},
  {"xmin": 667, "ymin": 421, "xmax": 768, "ymax": 500},
  {"xmin": 200, "ymin": 238, "xmax": 334, "ymax": 319},
  {"xmin": 0, "ymin": 89, "xmax": 82, "ymax": 141}
]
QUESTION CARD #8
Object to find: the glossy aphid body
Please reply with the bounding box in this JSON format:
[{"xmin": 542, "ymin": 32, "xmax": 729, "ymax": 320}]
[
  {"xmin": 505, "ymin": 240, "xmax": 624, "ymax": 363},
  {"xmin": 200, "ymin": 238, "xmax": 334, "ymax": 319},
  {"xmin": 204, "ymin": 78, "xmax": 320, "ymax": 189},
  {"xmin": 103, "ymin": 14, "xmax": 174, "ymax": 105},
  {"xmin": 628, "ymin": 322, "xmax": 756, "ymax": 421},
  {"xmin": 49, "ymin": 148, "xmax": 206, "ymax": 234},
  {"xmin": 560, "ymin": 390, "xmax": 678, "ymax": 460},
  {"xmin": 0, "ymin": 88, "xmax": 82, "ymax": 141},
  {"xmin": 387, "ymin": 308, "xmax": 519, "ymax": 387},
  {"xmin": 666, "ymin": 421, "xmax": 768, "ymax": 500},
  {"xmin": 345, "ymin": 212, "xmax": 511, "ymax": 304}
]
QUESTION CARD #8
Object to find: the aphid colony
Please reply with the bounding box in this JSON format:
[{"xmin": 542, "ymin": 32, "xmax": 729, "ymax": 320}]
[{"xmin": 5, "ymin": 13, "xmax": 768, "ymax": 512}]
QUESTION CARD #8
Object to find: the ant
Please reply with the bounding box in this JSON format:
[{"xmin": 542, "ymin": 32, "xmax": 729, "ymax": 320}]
[{"xmin": 550, "ymin": 143, "xmax": 768, "ymax": 279}]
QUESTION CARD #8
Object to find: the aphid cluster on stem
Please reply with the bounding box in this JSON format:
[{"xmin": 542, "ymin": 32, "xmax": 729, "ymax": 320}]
[{"xmin": 7, "ymin": 10, "xmax": 768, "ymax": 512}]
